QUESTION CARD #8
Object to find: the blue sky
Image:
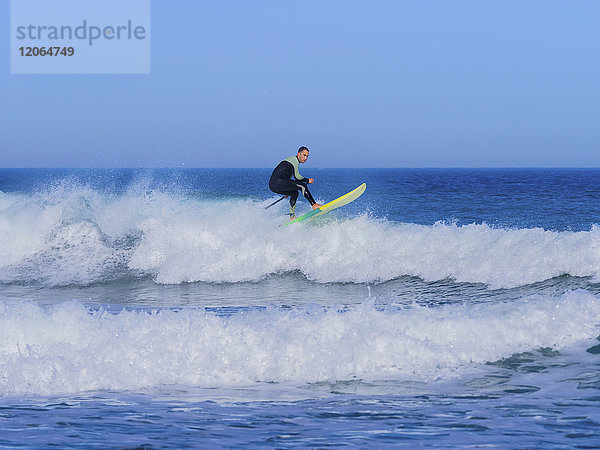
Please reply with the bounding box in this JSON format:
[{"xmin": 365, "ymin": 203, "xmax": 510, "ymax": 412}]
[{"xmin": 2, "ymin": 1, "xmax": 599, "ymax": 168}]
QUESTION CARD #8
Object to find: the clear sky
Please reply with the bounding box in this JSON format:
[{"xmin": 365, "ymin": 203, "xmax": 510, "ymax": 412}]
[{"xmin": 2, "ymin": 1, "xmax": 599, "ymax": 168}]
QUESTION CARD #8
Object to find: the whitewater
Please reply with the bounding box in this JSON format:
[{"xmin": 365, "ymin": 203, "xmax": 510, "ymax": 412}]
[
  {"xmin": 1, "ymin": 168, "xmax": 599, "ymax": 447},
  {"xmin": 1, "ymin": 180, "xmax": 599, "ymax": 288},
  {"xmin": 1, "ymin": 291, "xmax": 599, "ymax": 397}
]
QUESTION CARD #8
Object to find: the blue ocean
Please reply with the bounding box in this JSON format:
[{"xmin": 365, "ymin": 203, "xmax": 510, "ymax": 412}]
[{"xmin": 1, "ymin": 168, "xmax": 599, "ymax": 447}]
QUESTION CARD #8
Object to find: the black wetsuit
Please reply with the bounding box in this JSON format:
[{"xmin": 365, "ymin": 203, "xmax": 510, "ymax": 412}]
[{"xmin": 269, "ymin": 156, "xmax": 316, "ymax": 214}]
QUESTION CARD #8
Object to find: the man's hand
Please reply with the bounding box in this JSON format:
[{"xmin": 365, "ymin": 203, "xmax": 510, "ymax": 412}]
[{"xmin": 308, "ymin": 178, "xmax": 314, "ymax": 184}]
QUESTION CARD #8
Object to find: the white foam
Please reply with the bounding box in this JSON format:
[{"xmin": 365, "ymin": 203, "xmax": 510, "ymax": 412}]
[
  {"xmin": 129, "ymin": 211, "xmax": 600, "ymax": 288},
  {"xmin": 0, "ymin": 290, "xmax": 599, "ymax": 396},
  {"xmin": 0, "ymin": 191, "xmax": 63, "ymax": 268},
  {"xmin": 1, "ymin": 187, "xmax": 599, "ymax": 287}
]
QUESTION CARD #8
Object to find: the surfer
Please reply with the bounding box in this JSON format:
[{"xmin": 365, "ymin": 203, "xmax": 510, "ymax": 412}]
[{"xmin": 269, "ymin": 146, "xmax": 322, "ymax": 219}]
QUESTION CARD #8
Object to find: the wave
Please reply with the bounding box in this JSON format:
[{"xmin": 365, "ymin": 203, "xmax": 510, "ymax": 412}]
[
  {"xmin": 0, "ymin": 186, "xmax": 599, "ymax": 288},
  {"xmin": 1, "ymin": 290, "xmax": 599, "ymax": 396}
]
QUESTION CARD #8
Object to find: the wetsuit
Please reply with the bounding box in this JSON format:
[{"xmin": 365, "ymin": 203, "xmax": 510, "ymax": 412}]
[{"xmin": 269, "ymin": 155, "xmax": 317, "ymax": 215}]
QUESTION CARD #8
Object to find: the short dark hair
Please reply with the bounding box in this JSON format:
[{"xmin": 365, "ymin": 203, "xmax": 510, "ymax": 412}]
[{"xmin": 298, "ymin": 146, "xmax": 309, "ymax": 153}]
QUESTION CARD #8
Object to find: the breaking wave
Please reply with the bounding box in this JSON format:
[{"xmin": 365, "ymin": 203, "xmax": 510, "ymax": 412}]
[
  {"xmin": 1, "ymin": 290, "xmax": 599, "ymax": 396},
  {"xmin": 0, "ymin": 186, "xmax": 599, "ymax": 288}
]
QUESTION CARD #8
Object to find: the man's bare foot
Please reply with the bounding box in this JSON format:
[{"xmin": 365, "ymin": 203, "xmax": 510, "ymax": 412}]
[
  {"xmin": 289, "ymin": 215, "xmax": 296, "ymax": 221},
  {"xmin": 312, "ymin": 203, "xmax": 322, "ymax": 210}
]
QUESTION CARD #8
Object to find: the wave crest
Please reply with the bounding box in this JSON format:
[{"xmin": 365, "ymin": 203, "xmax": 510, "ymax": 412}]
[
  {"xmin": 130, "ymin": 214, "xmax": 600, "ymax": 288},
  {"xmin": 1, "ymin": 290, "xmax": 599, "ymax": 396},
  {"xmin": 1, "ymin": 188, "xmax": 599, "ymax": 288}
]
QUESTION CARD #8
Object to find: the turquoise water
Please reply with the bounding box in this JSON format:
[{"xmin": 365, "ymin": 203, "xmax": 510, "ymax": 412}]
[{"xmin": 0, "ymin": 168, "xmax": 599, "ymax": 447}]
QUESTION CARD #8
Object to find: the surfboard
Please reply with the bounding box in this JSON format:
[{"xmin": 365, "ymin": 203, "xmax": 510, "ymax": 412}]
[{"xmin": 286, "ymin": 183, "xmax": 366, "ymax": 225}]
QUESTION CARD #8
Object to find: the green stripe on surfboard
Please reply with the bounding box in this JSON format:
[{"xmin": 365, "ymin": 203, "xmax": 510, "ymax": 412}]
[{"xmin": 286, "ymin": 183, "xmax": 366, "ymax": 225}]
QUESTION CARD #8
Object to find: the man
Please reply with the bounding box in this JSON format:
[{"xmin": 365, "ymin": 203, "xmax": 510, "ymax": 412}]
[{"xmin": 269, "ymin": 146, "xmax": 322, "ymax": 219}]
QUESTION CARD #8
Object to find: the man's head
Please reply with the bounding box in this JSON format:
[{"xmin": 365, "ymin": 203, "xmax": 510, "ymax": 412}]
[{"xmin": 297, "ymin": 146, "xmax": 309, "ymax": 164}]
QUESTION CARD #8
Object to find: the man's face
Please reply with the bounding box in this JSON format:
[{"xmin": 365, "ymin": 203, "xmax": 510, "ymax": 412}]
[{"xmin": 298, "ymin": 150, "xmax": 309, "ymax": 163}]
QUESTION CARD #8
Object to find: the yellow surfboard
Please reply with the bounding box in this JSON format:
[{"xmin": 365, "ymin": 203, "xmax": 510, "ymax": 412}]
[{"xmin": 287, "ymin": 183, "xmax": 366, "ymax": 225}]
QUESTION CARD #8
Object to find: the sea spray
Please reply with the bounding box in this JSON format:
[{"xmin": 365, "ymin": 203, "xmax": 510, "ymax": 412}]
[{"xmin": 0, "ymin": 186, "xmax": 599, "ymax": 288}]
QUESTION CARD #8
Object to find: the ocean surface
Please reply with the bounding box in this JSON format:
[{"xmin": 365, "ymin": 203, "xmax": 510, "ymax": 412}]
[{"xmin": 1, "ymin": 168, "xmax": 599, "ymax": 448}]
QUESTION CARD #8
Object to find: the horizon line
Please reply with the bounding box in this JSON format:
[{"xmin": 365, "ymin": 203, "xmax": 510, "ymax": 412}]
[{"xmin": 1, "ymin": 166, "xmax": 599, "ymax": 170}]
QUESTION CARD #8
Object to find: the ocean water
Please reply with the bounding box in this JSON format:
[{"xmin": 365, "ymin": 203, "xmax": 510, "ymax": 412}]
[{"xmin": 1, "ymin": 168, "xmax": 599, "ymax": 448}]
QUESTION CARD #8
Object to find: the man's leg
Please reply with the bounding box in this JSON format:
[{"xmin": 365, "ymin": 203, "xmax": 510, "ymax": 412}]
[{"xmin": 288, "ymin": 190, "xmax": 299, "ymax": 217}]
